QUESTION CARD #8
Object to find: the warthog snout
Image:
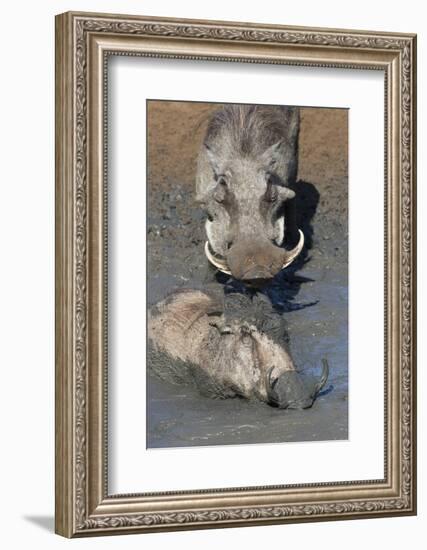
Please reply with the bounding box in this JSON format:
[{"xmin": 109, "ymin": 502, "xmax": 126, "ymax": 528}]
[
  {"xmin": 228, "ymin": 238, "xmax": 284, "ymax": 283},
  {"xmin": 226, "ymin": 233, "xmax": 304, "ymax": 285},
  {"xmin": 266, "ymin": 359, "xmax": 330, "ymax": 410},
  {"xmin": 205, "ymin": 230, "xmax": 305, "ymax": 286}
]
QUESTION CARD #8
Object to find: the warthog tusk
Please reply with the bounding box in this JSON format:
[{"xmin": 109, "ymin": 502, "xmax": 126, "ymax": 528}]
[
  {"xmin": 282, "ymin": 229, "xmax": 305, "ymax": 270},
  {"xmin": 312, "ymin": 358, "xmax": 330, "ymax": 397},
  {"xmin": 204, "ymin": 241, "xmax": 232, "ymax": 275}
]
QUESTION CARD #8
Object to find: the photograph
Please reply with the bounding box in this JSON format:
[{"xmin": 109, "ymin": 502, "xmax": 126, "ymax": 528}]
[
  {"xmin": 146, "ymin": 100, "xmax": 348, "ymax": 448},
  {"xmin": 0, "ymin": 0, "xmax": 422, "ymax": 544},
  {"xmin": 53, "ymin": 9, "xmax": 416, "ymax": 538}
]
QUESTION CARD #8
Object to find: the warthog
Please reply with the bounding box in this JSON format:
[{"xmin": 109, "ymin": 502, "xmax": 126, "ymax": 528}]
[
  {"xmin": 148, "ymin": 289, "xmax": 329, "ymax": 409},
  {"xmin": 196, "ymin": 104, "xmax": 304, "ymax": 286}
]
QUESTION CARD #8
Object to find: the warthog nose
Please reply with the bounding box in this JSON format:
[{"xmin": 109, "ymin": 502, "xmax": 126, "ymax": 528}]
[{"xmin": 226, "ymin": 238, "xmax": 285, "ymax": 282}]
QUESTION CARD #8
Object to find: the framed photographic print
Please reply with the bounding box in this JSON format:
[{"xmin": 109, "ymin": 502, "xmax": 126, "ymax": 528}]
[{"xmin": 55, "ymin": 11, "xmax": 417, "ymax": 537}]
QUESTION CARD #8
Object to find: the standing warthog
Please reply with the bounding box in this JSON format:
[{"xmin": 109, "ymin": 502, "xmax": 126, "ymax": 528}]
[
  {"xmin": 196, "ymin": 104, "xmax": 304, "ymax": 286},
  {"xmin": 148, "ymin": 289, "xmax": 329, "ymax": 409}
]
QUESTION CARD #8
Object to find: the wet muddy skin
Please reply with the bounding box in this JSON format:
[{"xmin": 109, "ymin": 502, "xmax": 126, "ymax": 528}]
[{"xmin": 146, "ymin": 182, "xmax": 348, "ymax": 448}]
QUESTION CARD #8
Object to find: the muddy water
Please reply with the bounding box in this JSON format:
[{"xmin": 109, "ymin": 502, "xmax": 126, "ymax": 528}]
[{"xmin": 146, "ymin": 184, "xmax": 348, "ymax": 448}]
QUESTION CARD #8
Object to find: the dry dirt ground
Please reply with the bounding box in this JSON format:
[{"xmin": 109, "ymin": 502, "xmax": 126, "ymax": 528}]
[{"xmin": 146, "ymin": 101, "xmax": 348, "ymax": 448}]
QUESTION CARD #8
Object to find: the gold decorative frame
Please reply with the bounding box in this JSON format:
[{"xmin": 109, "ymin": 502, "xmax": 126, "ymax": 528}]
[{"xmin": 55, "ymin": 11, "xmax": 417, "ymax": 538}]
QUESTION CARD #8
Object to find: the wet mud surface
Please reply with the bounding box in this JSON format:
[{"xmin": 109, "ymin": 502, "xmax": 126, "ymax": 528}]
[{"xmin": 146, "ymin": 102, "xmax": 348, "ymax": 448}]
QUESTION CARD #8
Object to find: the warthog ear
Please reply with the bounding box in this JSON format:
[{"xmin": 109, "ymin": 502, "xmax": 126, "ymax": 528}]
[{"xmin": 261, "ymin": 139, "xmax": 284, "ymax": 169}]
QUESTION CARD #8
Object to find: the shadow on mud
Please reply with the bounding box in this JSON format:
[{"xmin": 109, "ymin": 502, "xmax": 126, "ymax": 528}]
[
  {"xmin": 317, "ymin": 384, "xmax": 334, "ymax": 398},
  {"xmin": 291, "ymin": 179, "xmax": 320, "ymax": 254}
]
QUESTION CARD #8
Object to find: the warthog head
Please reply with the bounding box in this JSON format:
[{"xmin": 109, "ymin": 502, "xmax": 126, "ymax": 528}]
[
  {"xmin": 197, "ymin": 104, "xmax": 303, "ymax": 286},
  {"xmin": 209, "ymin": 312, "xmax": 329, "ymax": 409},
  {"xmin": 265, "ymin": 359, "xmax": 330, "ymax": 409}
]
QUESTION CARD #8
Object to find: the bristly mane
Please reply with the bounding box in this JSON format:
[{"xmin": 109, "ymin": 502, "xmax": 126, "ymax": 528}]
[{"xmin": 204, "ymin": 104, "xmax": 298, "ymax": 158}]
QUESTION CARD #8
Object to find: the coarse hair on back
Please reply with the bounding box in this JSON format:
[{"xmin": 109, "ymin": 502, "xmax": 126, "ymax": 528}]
[{"xmin": 204, "ymin": 103, "xmax": 299, "ymax": 158}]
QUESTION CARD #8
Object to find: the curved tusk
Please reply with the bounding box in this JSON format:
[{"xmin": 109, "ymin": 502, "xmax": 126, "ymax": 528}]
[
  {"xmin": 282, "ymin": 229, "xmax": 305, "ymax": 270},
  {"xmin": 313, "ymin": 358, "xmax": 330, "ymax": 396},
  {"xmin": 204, "ymin": 241, "xmax": 232, "ymax": 275}
]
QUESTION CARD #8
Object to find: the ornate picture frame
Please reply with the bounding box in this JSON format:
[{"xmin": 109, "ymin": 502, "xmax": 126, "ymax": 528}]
[{"xmin": 55, "ymin": 11, "xmax": 416, "ymax": 537}]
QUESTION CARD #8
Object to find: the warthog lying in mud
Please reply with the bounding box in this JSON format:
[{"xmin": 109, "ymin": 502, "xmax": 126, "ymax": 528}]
[
  {"xmin": 148, "ymin": 289, "xmax": 329, "ymax": 409},
  {"xmin": 196, "ymin": 104, "xmax": 304, "ymax": 286}
]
